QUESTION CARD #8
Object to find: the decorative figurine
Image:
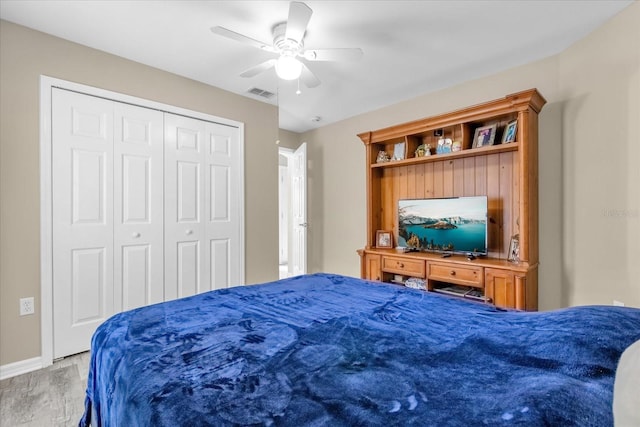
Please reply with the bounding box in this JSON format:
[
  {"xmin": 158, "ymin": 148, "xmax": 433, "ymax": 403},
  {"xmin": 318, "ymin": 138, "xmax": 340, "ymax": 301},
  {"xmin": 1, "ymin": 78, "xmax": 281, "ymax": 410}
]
[
  {"xmin": 415, "ymin": 144, "xmax": 431, "ymax": 157},
  {"xmin": 376, "ymin": 150, "xmax": 390, "ymax": 163},
  {"xmin": 407, "ymin": 234, "xmax": 420, "ymax": 250},
  {"xmin": 436, "ymin": 138, "xmax": 452, "ymax": 154}
]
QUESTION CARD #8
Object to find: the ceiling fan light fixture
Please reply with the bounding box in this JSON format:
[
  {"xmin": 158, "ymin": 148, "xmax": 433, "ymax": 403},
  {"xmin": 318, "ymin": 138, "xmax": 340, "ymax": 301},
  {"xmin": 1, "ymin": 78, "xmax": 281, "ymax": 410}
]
[{"xmin": 275, "ymin": 55, "xmax": 303, "ymax": 80}]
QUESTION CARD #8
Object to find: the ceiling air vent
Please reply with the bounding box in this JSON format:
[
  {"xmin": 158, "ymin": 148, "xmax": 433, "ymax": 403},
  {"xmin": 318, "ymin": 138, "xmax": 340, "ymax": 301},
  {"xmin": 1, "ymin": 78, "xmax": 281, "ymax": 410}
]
[{"xmin": 247, "ymin": 87, "xmax": 275, "ymax": 99}]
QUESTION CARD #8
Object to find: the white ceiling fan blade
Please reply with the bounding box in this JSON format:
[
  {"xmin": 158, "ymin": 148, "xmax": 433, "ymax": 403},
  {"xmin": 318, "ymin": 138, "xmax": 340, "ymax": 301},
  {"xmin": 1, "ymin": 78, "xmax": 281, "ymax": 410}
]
[
  {"xmin": 300, "ymin": 63, "xmax": 320, "ymax": 88},
  {"xmin": 211, "ymin": 26, "xmax": 274, "ymax": 52},
  {"xmin": 240, "ymin": 59, "xmax": 277, "ymax": 78},
  {"xmin": 285, "ymin": 2, "xmax": 312, "ymax": 44},
  {"xmin": 304, "ymin": 48, "xmax": 364, "ymax": 62}
]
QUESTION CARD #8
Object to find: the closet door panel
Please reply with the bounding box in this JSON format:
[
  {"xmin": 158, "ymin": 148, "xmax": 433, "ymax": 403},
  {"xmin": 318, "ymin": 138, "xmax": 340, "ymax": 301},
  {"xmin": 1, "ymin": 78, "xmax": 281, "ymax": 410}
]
[
  {"xmin": 178, "ymin": 241, "xmax": 200, "ymax": 297},
  {"xmin": 113, "ymin": 103, "xmax": 164, "ymax": 310},
  {"xmin": 205, "ymin": 123, "xmax": 242, "ymax": 290},
  {"xmin": 52, "ymin": 88, "xmax": 114, "ymax": 359},
  {"xmin": 177, "ymin": 161, "xmax": 200, "ymax": 221},
  {"xmin": 210, "ymin": 239, "xmax": 230, "ymax": 288},
  {"xmin": 165, "ymin": 114, "xmax": 209, "ymax": 300},
  {"xmin": 121, "ymin": 245, "xmax": 151, "ymax": 309}
]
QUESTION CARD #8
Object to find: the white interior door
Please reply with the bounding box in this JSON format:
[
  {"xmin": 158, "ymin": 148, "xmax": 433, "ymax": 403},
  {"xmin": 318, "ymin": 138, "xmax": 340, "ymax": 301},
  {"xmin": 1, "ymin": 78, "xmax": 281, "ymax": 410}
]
[
  {"xmin": 278, "ymin": 160, "xmax": 289, "ymax": 265},
  {"xmin": 291, "ymin": 143, "xmax": 307, "ymax": 276},
  {"xmin": 113, "ymin": 103, "xmax": 164, "ymax": 311},
  {"xmin": 205, "ymin": 121, "xmax": 242, "ymax": 290},
  {"xmin": 164, "ymin": 114, "xmax": 242, "ymax": 297},
  {"xmin": 164, "ymin": 113, "xmax": 208, "ymax": 300},
  {"xmin": 52, "ymin": 89, "xmax": 115, "ymax": 358}
]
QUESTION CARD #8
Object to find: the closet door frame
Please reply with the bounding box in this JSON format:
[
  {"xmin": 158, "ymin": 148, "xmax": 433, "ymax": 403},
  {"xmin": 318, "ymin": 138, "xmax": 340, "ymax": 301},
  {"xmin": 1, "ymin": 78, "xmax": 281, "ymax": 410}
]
[{"xmin": 39, "ymin": 76, "xmax": 245, "ymax": 367}]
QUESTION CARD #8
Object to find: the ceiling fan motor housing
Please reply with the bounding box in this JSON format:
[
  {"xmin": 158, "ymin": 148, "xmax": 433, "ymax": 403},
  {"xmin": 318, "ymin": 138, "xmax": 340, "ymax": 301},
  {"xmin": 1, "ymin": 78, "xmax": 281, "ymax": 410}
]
[{"xmin": 273, "ymin": 22, "xmax": 303, "ymax": 57}]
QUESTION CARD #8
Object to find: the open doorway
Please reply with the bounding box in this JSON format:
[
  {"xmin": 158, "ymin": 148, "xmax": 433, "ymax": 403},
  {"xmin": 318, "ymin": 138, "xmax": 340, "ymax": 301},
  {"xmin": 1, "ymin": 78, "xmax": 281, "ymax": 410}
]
[{"xmin": 278, "ymin": 143, "xmax": 307, "ymax": 278}]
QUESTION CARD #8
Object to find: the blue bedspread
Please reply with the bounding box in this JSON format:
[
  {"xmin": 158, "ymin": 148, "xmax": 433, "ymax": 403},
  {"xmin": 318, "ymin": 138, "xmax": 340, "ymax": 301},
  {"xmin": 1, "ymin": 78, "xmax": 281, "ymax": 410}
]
[{"xmin": 79, "ymin": 273, "xmax": 640, "ymax": 426}]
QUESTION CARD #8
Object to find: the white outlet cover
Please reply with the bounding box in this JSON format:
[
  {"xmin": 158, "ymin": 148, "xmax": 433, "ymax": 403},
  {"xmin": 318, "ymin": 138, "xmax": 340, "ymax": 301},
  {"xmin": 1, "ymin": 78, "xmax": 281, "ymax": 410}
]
[{"xmin": 20, "ymin": 297, "xmax": 35, "ymax": 315}]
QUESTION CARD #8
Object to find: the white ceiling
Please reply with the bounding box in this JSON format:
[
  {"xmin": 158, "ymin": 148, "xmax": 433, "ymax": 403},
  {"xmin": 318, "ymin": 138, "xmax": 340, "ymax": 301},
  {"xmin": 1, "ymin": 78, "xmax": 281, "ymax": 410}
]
[{"xmin": 0, "ymin": 0, "xmax": 633, "ymax": 132}]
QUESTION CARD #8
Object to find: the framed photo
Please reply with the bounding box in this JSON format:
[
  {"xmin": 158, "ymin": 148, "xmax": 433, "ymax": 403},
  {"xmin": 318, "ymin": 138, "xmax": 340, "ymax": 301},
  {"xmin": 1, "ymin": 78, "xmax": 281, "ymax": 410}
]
[
  {"xmin": 502, "ymin": 120, "xmax": 518, "ymax": 144},
  {"xmin": 472, "ymin": 124, "xmax": 497, "ymax": 148},
  {"xmin": 508, "ymin": 234, "xmax": 520, "ymax": 263},
  {"xmin": 392, "ymin": 142, "xmax": 406, "ymax": 160},
  {"xmin": 376, "ymin": 230, "xmax": 393, "ymax": 248}
]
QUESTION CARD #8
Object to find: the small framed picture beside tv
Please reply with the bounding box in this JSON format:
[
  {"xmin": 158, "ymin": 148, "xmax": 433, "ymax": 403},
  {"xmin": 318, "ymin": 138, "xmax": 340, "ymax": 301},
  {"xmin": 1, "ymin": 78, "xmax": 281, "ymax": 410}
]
[
  {"xmin": 397, "ymin": 196, "xmax": 488, "ymax": 255},
  {"xmin": 376, "ymin": 230, "xmax": 393, "ymax": 248}
]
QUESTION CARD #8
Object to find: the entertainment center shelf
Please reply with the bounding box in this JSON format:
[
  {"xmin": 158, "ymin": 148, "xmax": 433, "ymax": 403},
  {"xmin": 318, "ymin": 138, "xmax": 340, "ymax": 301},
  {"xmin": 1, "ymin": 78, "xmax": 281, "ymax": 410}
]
[
  {"xmin": 357, "ymin": 89, "xmax": 546, "ymax": 311},
  {"xmin": 370, "ymin": 142, "xmax": 520, "ymax": 168}
]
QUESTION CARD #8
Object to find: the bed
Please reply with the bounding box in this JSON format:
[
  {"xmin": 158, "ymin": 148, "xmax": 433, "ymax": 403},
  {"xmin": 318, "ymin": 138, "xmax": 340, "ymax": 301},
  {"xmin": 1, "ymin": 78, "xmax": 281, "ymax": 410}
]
[{"xmin": 79, "ymin": 273, "xmax": 640, "ymax": 426}]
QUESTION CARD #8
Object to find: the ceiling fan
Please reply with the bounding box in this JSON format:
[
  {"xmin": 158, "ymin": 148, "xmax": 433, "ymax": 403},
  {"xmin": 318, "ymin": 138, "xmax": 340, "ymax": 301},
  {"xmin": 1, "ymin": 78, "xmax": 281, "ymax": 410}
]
[{"xmin": 211, "ymin": 1, "xmax": 363, "ymax": 88}]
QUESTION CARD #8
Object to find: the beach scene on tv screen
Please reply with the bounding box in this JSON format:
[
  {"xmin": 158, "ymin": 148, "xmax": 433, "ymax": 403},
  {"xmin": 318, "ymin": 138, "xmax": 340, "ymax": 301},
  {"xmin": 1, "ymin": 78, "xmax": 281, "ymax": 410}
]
[{"xmin": 398, "ymin": 197, "xmax": 487, "ymax": 254}]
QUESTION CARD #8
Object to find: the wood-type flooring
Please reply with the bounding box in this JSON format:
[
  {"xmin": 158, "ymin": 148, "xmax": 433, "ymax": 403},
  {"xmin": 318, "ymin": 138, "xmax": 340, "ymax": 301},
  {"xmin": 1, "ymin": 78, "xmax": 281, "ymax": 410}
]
[{"xmin": 0, "ymin": 352, "xmax": 89, "ymax": 426}]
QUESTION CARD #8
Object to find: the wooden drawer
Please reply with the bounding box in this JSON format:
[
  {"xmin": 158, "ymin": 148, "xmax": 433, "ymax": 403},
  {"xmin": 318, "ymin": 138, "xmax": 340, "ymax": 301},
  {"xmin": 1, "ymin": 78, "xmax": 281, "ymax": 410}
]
[
  {"xmin": 382, "ymin": 256, "xmax": 426, "ymax": 277},
  {"xmin": 428, "ymin": 262, "xmax": 483, "ymax": 288}
]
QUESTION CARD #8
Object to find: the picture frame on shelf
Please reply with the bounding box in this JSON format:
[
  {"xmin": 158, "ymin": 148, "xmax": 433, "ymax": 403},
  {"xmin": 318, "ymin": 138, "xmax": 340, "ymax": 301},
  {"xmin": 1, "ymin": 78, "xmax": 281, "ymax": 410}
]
[
  {"xmin": 392, "ymin": 142, "xmax": 407, "ymax": 160},
  {"xmin": 472, "ymin": 124, "xmax": 497, "ymax": 148},
  {"xmin": 508, "ymin": 234, "xmax": 520, "ymax": 263},
  {"xmin": 502, "ymin": 120, "xmax": 518, "ymax": 144},
  {"xmin": 376, "ymin": 230, "xmax": 393, "ymax": 248}
]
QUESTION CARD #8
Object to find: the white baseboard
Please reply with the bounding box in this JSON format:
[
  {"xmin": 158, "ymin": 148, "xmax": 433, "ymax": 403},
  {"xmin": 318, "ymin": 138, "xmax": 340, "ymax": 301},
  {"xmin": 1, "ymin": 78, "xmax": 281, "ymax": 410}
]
[{"xmin": 0, "ymin": 356, "xmax": 43, "ymax": 380}]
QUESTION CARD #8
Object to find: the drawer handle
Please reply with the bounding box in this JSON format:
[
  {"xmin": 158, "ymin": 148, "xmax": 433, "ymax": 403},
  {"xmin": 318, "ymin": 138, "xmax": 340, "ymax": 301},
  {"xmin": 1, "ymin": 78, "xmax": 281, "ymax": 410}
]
[
  {"xmin": 450, "ymin": 270, "xmax": 456, "ymax": 276},
  {"xmin": 398, "ymin": 263, "xmax": 404, "ymax": 268}
]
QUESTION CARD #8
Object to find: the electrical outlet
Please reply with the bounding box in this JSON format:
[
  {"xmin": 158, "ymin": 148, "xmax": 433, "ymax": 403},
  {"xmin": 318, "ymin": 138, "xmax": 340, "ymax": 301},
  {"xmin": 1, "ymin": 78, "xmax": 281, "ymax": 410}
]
[
  {"xmin": 20, "ymin": 297, "xmax": 35, "ymax": 316},
  {"xmin": 613, "ymin": 300, "xmax": 625, "ymax": 307}
]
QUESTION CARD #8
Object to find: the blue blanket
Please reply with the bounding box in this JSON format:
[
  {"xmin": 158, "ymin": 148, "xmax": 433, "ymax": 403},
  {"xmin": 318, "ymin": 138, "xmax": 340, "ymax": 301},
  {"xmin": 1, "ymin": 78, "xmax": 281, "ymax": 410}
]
[{"xmin": 79, "ymin": 273, "xmax": 640, "ymax": 426}]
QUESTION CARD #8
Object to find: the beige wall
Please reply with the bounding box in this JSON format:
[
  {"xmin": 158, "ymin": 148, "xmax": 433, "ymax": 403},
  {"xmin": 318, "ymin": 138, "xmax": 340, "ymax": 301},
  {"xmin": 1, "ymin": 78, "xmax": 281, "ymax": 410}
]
[
  {"xmin": 0, "ymin": 20, "xmax": 280, "ymax": 365},
  {"xmin": 300, "ymin": 2, "xmax": 640, "ymax": 310},
  {"xmin": 277, "ymin": 128, "xmax": 301, "ymax": 150},
  {"xmin": 557, "ymin": 3, "xmax": 640, "ymax": 307}
]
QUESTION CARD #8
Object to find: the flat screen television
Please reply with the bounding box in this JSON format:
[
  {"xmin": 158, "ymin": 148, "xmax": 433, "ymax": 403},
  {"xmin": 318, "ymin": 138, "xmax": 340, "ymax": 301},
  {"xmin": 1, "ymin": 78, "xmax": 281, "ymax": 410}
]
[{"xmin": 398, "ymin": 196, "xmax": 488, "ymax": 255}]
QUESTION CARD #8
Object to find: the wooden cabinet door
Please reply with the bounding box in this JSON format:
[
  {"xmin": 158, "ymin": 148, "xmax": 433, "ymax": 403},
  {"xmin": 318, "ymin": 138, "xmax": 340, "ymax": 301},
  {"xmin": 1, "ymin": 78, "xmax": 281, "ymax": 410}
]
[
  {"xmin": 485, "ymin": 268, "xmax": 515, "ymax": 309},
  {"xmin": 485, "ymin": 268, "xmax": 528, "ymax": 310},
  {"xmin": 364, "ymin": 253, "xmax": 382, "ymax": 281}
]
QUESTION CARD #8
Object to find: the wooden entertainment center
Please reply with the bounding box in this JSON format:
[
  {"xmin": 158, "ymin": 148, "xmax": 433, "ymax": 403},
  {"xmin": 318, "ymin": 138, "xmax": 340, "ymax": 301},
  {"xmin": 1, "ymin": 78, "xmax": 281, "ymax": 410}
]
[{"xmin": 357, "ymin": 89, "xmax": 546, "ymax": 310}]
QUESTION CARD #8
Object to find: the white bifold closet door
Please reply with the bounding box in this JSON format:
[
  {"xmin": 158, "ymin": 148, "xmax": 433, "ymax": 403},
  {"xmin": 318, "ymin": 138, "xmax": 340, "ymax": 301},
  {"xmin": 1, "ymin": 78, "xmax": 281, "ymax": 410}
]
[
  {"xmin": 164, "ymin": 113, "xmax": 241, "ymax": 299},
  {"xmin": 52, "ymin": 89, "xmax": 164, "ymax": 358},
  {"xmin": 52, "ymin": 89, "xmax": 242, "ymax": 359},
  {"xmin": 113, "ymin": 102, "xmax": 165, "ymax": 310}
]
